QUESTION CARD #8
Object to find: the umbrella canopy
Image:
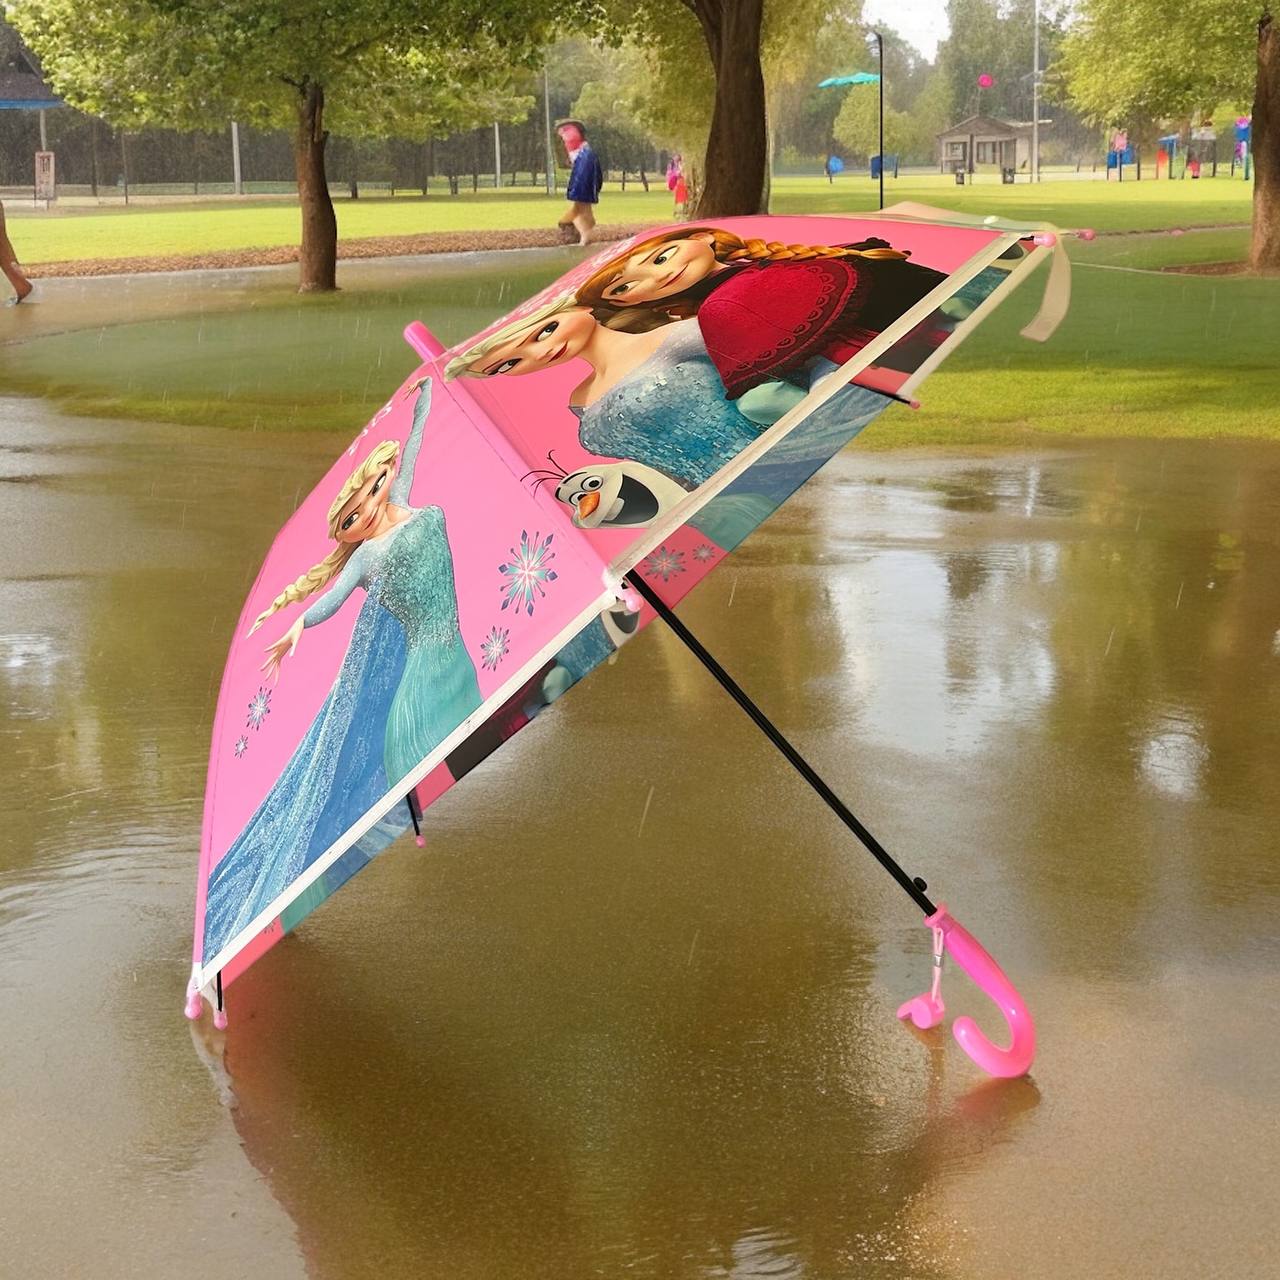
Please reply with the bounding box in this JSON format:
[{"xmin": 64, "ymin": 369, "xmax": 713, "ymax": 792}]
[
  {"xmin": 818, "ymin": 72, "xmax": 880, "ymax": 88},
  {"xmin": 188, "ymin": 208, "xmax": 1067, "ymax": 1071}
]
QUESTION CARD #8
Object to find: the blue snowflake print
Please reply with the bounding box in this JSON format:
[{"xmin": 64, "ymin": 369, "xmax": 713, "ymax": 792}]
[
  {"xmin": 246, "ymin": 686, "xmax": 272, "ymax": 730},
  {"xmin": 479, "ymin": 625, "xmax": 510, "ymax": 671},
  {"xmin": 642, "ymin": 545, "xmax": 686, "ymax": 582},
  {"xmin": 693, "ymin": 543, "xmax": 716, "ymax": 563},
  {"xmin": 499, "ymin": 530, "xmax": 558, "ymax": 617},
  {"xmin": 234, "ymin": 736, "xmax": 249, "ymax": 759}
]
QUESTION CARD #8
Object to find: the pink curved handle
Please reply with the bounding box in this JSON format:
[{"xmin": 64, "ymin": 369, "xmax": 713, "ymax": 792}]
[{"xmin": 926, "ymin": 904, "xmax": 1036, "ymax": 1078}]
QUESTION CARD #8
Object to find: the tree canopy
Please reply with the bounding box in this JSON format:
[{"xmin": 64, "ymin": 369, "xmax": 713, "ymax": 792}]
[
  {"xmin": 1062, "ymin": 0, "xmax": 1258, "ymax": 125},
  {"xmin": 8, "ymin": 1, "xmax": 545, "ymax": 135},
  {"xmin": 596, "ymin": 0, "xmax": 835, "ymax": 211},
  {"xmin": 1062, "ymin": 2, "xmax": 1276, "ymax": 270},
  {"xmin": 8, "ymin": 0, "xmax": 585, "ymax": 287}
]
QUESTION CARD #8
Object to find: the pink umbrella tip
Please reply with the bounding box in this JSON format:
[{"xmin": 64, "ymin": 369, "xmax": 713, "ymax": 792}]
[
  {"xmin": 1032, "ymin": 233, "xmax": 1057, "ymax": 248},
  {"xmin": 898, "ymin": 992, "xmax": 945, "ymax": 1028}
]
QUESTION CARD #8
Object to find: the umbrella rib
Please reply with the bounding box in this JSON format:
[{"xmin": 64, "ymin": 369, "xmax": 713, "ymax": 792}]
[{"xmin": 625, "ymin": 573, "xmax": 936, "ymax": 917}]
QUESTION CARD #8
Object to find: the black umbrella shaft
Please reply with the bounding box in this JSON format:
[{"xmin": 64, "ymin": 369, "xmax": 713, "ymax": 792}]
[{"xmin": 626, "ymin": 573, "xmax": 936, "ymax": 916}]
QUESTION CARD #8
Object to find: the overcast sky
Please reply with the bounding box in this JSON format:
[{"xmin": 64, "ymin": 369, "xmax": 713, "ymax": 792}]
[{"xmin": 862, "ymin": 0, "xmax": 950, "ymax": 62}]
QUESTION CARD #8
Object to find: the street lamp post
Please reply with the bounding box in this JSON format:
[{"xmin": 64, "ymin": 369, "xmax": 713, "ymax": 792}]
[
  {"xmin": 543, "ymin": 67, "xmax": 555, "ymax": 196},
  {"xmin": 1032, "ymin": 0, "xmax": 1041, "ymax": 183},
  {"xmin": 231, "ymin": 121, "xmax": 243, "ymax": 196},
  {"xmin": 817, "ymin": 63, "xmax": 883, "ymax": 207},
  {"xmin": 868, "ymin": 30, "xmax": 884, "ymax": 210}
]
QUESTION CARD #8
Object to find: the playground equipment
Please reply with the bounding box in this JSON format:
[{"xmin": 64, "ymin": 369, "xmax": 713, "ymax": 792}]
[
  {"xmin": 1233, "ymin": 117, "xmax": 1252, "ymax": 180},
  {"xmin": 1107, "ymin": 129, "xmax": 1135, "ymax": 181},
  {"xmin": 1188, "ymin": 120, "xmax": 1218, "ymax": 179}
]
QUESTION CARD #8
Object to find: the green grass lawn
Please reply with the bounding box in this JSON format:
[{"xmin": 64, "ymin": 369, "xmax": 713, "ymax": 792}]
[
  {"xmin": 3, "ymin": 223, "xmax": 1277, "ymax": 445},
  {"xmin": 1, "ymin": 170, "xmax": 1276, "ymax": 447},
  {"xmin": 5, "ymin": 173, "xmax": 1257, "ymax": 264},
  {"xmin": 0, "ymin": 255, "xmax": 580, "ymax": 429},
  {"xmin": 7, "ymin": 188, "xmax": 674, "ymax": 264},
  {"xmin": 791, "ymin": 172, "xmax": 1255, "ymax": 231},
  {"xmin": 881, "ymin": 240, "xmax": 1280, "ymax": 447}
]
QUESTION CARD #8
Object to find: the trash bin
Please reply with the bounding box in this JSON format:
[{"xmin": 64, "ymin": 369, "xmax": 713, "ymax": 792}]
[
  {"xmin": 1001, "ymin": 166, "xmax": 1016, "ymax": 184},
  {"xmin": 954, "ymin": 170, "xmax": 966, "ymax": 185}
]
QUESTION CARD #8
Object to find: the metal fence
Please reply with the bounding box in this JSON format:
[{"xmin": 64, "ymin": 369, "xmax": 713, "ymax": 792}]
[{"xmin": 0, "ymin": 104, "xmax": 661, "ymax": 201}]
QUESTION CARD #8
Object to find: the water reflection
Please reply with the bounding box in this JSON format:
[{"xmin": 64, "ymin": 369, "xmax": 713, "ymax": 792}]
[
  {"xmin": 211, "ymin": 908, "xmax": 1040, "ymax": 1280},
  {"xmin": 1139, "ymin": 709, "xmax": 1209, "ymax": 799},
  {"xmin": 1, "ymin": 403, "xmax": 1277, "ymax": 1277}
]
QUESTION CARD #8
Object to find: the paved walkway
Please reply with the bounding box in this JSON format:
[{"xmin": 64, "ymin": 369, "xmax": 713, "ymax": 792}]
[{"xmin": 24, "ymin": 223, "xmax": 660, "ymax": 279}]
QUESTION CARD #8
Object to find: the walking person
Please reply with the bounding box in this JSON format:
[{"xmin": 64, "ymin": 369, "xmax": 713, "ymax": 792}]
[
  {"xmin": 555, "ymin": 119, "xmax": 603, "ymax": 246},
  {"xmin": 0, "ymin": 200, "xmax": 34, "ymax": 304}
]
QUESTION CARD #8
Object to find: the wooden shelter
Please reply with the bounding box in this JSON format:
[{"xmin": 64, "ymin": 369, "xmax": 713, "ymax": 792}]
[{"xmin": 937, "ymin": 114, "xmax": 1039, "ymax": 174}]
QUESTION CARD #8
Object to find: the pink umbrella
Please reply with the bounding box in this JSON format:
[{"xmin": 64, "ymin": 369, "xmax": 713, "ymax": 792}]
[{"xmin": 187, "ymin": 207, "xmax": 1072, "ymax": 1078}]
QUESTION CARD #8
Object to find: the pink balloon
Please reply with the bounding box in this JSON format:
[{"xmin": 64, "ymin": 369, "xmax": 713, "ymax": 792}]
[{"xmin": 977, "ymin": 73, "xmax": 995, "ymax": 89}]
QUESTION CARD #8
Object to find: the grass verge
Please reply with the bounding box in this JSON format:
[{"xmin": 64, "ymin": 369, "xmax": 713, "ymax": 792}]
[
  {"xmin": 1, "ymin": 224, "xmax": 1277, "ymax": 447},
  {"xmin": 4, "ymin": 173, "xmax": 1257, "ymax": 266}
]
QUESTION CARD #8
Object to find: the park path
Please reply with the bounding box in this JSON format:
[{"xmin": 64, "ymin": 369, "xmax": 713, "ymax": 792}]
[{"xmin": 24, "ymin": 222, "xmax": 660, "ymax": 280}]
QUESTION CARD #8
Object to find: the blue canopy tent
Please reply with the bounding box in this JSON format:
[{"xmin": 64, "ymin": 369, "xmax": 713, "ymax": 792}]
[
  {"xmin": 817, "ymin": 72, "xmax": 881, "ymax": 88},
  {"xmin": 0, "ymin": 73, "xmax": 61, "ymax": 111}
]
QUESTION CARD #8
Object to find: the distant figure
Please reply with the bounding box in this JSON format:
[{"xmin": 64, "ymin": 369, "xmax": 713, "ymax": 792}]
[
  {"xmin": 668, "ymin": 153, "xmax": 688, "ymax": 215},
  {"xmin": 673, "ymin": 170, "xmax": 688, "ymax": 215},
  {"xmin": 824, "ymin": 155, "xmax": 835, "ymax": 183},
  {"xmin": 555, "ymin": 119, "xmax": 603, "ymax": 246},
  {"xmin": 0, "ymin": 201, "xmax": 33, "ymax": 304}
]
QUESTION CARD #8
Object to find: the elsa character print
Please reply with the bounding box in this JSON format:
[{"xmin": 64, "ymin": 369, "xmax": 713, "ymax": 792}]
[
  {"xmin": 202, "ymin": 378, "xmax": 482, "ymax": 960},
  {"xmin": 443, "ymin": 296, "xmax": 792, "ymax": 548},
  {"xmin": 445, "ymin": 295, "xmax": 887, "ymax": 549}
]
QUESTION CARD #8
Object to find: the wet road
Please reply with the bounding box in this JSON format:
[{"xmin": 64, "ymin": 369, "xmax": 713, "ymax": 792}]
[{"xmin": 1, "ymin": 399, "xmax": 1277, "ymax": 1278}]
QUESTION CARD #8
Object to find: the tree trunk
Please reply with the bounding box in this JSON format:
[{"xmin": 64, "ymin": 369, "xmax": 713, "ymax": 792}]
[
  {"xmin": 690, "ymin": 0, "xmax": 767, "ymax": 218},
  {"xmin": 293, "ymin": 83, "xmax": 337, "ymax": 293},
  {"xmin": 1253, "ymin": 10, "xmax": 1280, "ymax": 271},
  {"xmin": 761, "ymin": 96, "xmax": 774, "ymax": 211}
]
